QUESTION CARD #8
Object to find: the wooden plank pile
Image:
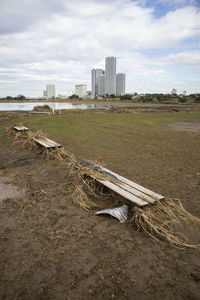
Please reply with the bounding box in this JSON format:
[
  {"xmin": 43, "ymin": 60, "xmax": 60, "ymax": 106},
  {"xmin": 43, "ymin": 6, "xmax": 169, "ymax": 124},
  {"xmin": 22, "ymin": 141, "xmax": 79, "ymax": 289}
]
[
  {"xmin": 82, "ymin": 161, "xmax": 164, "ymax": 207},
  {"xmin": 33, "ymin": 137, "xmax": 62, "ymax": 149},
  {"xmin": 13, "ymin": 126, "xmax": 29, "ymax": 131}
]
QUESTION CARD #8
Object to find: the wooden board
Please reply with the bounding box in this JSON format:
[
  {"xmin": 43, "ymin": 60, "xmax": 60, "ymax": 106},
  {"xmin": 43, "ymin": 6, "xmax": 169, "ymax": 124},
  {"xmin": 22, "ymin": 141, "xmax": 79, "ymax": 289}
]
[
  {"xmin": 82, "ymin": 160, "xmax": 164, "ymax": 206},
  {"xmin": 100, "ymin": 166, "xmax": 164, "ymax": 201},
  {"xmin": 13, "ymin": 126, "xmax": 29, "ymax": 131},
  {"xmin": 114, "ymin": 180, "xmax": 156, "ymax": 204},
  {"xmin": 94, "ymin": 177, "xmax": 149, "ymax": 206},
  {"xmin": 33, "ymin": 137, "xmax": 62, "ymax": 148}
]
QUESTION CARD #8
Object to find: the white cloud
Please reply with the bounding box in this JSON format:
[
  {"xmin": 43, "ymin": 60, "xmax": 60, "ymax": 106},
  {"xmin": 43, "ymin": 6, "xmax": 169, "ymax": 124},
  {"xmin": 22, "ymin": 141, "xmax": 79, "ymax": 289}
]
[{"xmin": 0, "ymin": 0, "xmax": 199, "ymax": 96}]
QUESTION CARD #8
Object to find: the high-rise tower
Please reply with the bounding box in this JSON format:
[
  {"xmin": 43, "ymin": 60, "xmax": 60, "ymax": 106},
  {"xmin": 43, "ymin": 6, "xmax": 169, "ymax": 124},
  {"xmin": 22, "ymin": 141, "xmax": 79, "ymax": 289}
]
[
  {"xmin": 46, "ymin": 84, "xmax": 55, "ymax": 99},
  {"xmin": 105, "ymin": 57, "xmax": 116, "ymax": 96},
  {"xmin": 116, "ymin": 73, "xmax": 126, "ymax": 96},
  {"xmin": 91, "ymin": 69, "xmax": 104, "ymax": 97}
]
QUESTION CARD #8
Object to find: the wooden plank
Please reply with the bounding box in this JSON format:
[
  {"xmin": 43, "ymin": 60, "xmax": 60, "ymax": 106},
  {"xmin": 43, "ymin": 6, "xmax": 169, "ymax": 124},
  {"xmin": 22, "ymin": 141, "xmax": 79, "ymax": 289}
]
[
  {"xmin": 13, "ymin": 126, "xmax": 29, "ymax": 131},
  {"xmin": 33, "ymin": 137, "xmax": 62, "ymax": 148},
  {"xmin": 97, "ymin": 179, "xmax": 148, "ymax": 206},
  {"xmin": 114, "ymin": 181, "xmax": 156, "ymax": 204},
  {"xmin": 100, "ymin": 166, "xmax": 164, "ymax": 201}
]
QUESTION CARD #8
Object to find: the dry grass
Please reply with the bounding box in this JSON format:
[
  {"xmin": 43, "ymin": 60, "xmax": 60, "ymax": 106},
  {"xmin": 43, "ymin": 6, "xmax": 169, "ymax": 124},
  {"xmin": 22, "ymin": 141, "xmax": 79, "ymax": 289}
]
[
  {"xmin": 68, "ymin": 163, "xmax": 121, "ymax": 211},
  {"xmin": 133, "ymin": 198, "xmax": 200, "ymax": 250},
  {"xmin": 33, "ymin": 104, "xmax": 52, "ymax": 112}
]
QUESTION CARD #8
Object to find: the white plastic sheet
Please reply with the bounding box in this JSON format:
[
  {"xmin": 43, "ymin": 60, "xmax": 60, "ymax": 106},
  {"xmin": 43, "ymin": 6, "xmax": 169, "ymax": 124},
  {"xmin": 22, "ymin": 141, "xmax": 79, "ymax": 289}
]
[{"xmin": 95, "ymin": 204, "xmax": 129, "ymax": 223}]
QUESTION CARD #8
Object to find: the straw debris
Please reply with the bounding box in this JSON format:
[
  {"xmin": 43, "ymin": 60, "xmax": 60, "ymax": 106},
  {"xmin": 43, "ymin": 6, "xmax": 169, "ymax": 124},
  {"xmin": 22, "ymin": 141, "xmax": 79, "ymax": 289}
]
[
  {"xmin": 33, "ymin": 105, "xmax": 53, "ymax": 112},
  {"xmin": 132, "ymin": 198, "xmax": 200, "ymax": 250},
  {"xmin": 68, "ymin": 162, "xmax": 121, "ymax": 211}
]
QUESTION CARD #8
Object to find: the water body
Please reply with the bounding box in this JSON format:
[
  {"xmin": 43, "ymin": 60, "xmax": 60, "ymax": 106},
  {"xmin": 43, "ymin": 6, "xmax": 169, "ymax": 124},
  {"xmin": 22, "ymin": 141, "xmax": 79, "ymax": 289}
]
[{"xmin": 0, "ymin": 102, "xmax": 112, "ymax": 112}]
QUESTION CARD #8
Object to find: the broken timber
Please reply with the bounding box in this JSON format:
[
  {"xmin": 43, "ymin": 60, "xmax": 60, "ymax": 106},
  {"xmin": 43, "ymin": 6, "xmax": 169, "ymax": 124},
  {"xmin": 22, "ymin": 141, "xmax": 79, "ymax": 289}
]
[
  {"xmin": 33, "ymin": 137, "xmax": 62, "ymax": 149},
  {"xmin": 81, "ymin": 161, "xmax": 164, "ymax": 207},
  {"xmin": 13, "ymin": 126, "xmax": 29, "ymax": 131}
]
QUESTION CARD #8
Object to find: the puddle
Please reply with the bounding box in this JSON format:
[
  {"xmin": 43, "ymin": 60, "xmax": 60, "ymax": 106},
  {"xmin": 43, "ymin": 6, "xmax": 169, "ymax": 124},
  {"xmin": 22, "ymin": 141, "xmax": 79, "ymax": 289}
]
[{"xmin": 0, "ymin": 102, "xmax": 112, "ymax": 112}]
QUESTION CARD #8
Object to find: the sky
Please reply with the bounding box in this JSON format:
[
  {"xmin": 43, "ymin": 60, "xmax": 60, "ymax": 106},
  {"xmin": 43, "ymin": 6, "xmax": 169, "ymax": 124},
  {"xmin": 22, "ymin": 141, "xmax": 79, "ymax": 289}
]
[{"xmin": 0, "ymin": 0, "xmax": 200, "ymax": 97}]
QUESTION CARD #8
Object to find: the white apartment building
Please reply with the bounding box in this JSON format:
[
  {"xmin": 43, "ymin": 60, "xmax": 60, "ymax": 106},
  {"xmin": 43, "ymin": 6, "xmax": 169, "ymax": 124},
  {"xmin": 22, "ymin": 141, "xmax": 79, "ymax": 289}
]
[
  {"xmin": 116, "ymin": 73, "xmax": 126, "ymax": 96},
  {"xmin": 105, "ymin": 57, "xmax": 116, "ymax": 96},
  {"xmin": 46, "ymin": 84, "xmax": 55, "ymax": 99},
  {"xmin": 75, "ymin": 84, "xmax": 87, "ymax": 98}
]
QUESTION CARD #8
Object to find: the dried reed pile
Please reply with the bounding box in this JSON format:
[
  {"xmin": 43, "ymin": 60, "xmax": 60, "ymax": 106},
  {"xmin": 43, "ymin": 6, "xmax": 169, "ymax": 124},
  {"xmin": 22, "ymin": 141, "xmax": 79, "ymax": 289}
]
[
  {"xmin": 33, "ymin": 105, "xmax": 52, "ymax": 112},
  {"xmin": 68, "ymin": 163, "xmax": 121, "ymax": 211},
  {"xmin": 6, "ymin": 124, "xmax": 29, "ymax": 141},
  {"xmin": 133, "ymin": 198, "xmax": 200, "ymax": 249}
]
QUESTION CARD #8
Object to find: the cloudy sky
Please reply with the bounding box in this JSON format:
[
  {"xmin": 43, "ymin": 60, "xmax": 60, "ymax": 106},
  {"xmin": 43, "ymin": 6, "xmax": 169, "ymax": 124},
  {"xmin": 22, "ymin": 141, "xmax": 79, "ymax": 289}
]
[{"xmin": 0, "ymin": 0, "xmax": 200, "ymax": 97}]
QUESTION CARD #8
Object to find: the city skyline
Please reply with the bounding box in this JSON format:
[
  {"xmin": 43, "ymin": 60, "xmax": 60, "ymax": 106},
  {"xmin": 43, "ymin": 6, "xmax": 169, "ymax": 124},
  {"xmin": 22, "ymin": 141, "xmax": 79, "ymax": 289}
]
[
  {"xmin": 92, "ymin": 57, "xmax": 126, "ymax": 97},
  {"xmin": 0, "ymin": 0, "xmax": 200, "ymax": 97}
]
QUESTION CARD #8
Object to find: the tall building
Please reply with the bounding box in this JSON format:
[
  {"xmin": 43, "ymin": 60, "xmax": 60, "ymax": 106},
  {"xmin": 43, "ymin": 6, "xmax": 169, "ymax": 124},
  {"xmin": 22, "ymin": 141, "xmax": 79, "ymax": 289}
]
[
  {"xmin": 105, "ymin": 57, "xmax": 116, "ymax": 96},
  {"xmin": 91, "ymin": 69, "xmax": 104, "ymax": 97},
  {"xmin": 46, "ymin": 84, "xmax": 55, "ymax": 99},
  {"xmin": 91, "ymin": 56, "xmax": 126, "ymax": 98},
  {"xmin": 91, "ymin": 69, "xmax": 96, "ymax": 97},
  {"xmin": 116, "ymin": 73, "xmax": 126, "ymax": 96},
  {"xmin": 99, "ymin": 74, "xmax": 105, "ymax": 96},
  {"xmin": 75, "ymin": 84, "xmax": 87, "ymax": 98}
]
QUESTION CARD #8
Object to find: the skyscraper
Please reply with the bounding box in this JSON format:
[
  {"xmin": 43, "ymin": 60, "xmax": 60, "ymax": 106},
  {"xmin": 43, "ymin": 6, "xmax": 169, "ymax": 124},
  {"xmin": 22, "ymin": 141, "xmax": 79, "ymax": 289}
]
[
  {"xmin": 46, "ymin": 84, "xmax": 55, "ymax": 99},
  {"xmin": 99, "ymin": 74, "xmax": 105, "ymax": 96},
  {"xmin": 91, "ymin": 69, "xmax": 96, "ymax": 97},
  {"xmin": 105, "ymin": 57, "xmax": 116, "ymax": 96},
  {"xmin": 91, "ymin": 56, "xmax": 126, "ymax": 98},
  {"xmin": 91, "ymin": 69, "xmax": 104, "ymax": 97},
  {"xmin": 116, "ymin": 73, "xmax": 126, "ymax": 96}
]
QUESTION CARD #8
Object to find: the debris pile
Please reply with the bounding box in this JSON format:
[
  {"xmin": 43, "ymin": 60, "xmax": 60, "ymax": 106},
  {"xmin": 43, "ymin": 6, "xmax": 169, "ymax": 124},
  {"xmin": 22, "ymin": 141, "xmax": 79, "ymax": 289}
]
[
  {"xmin": 133, "ymin": 198, "xmax": 200, "ymax": 249},
  {"xmin": 33, "ymin": 104, "xmax": 53, "ymax": 112},
  {"xmin": 6, "ymin": 124, "xmax": 200, "ymax": 250}
]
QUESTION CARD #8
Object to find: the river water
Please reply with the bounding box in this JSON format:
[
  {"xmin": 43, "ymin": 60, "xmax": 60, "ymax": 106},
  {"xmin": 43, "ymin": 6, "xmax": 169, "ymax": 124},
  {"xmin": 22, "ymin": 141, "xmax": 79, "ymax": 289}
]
[{"xmin": 0, "ymin": 102, "xmax": 112, "ymax": 112}]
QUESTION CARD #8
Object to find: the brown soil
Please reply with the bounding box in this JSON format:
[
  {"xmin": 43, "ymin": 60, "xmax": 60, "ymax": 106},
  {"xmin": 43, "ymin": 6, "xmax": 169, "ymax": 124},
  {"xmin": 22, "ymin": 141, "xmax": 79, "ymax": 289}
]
[
  {"xmin": 0, "ymin": 137, "xmax": 200, "ymax": 299},
  {"xmin": 167, "ymin": 121, "xmax": 200, "ymax": 132}
]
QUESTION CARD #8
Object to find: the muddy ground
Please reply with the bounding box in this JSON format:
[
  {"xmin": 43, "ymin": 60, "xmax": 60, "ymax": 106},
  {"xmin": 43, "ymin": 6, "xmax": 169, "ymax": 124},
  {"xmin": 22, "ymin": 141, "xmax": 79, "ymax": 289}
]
[
  {"xmin": 167, "ymin": 121, "xmax": 200, "ymax": 132},
  {"xmin": 0, "ymin": 122, "xmax": 200, "ymax": 299}
]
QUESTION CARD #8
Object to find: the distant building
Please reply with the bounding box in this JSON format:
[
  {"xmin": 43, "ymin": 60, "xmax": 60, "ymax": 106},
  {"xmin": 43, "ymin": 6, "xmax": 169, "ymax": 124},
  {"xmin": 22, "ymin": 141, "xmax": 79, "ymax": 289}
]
[
  {"xmin": 91, "ymin": 69, "xmax": 105, "ymax": 97},
  {"xmin": 91, "ymin": 56, "xmax": 126, "ymax": 98},
  {"xmin": 75, "ymin": 84, "xmax": 87, "ymax": 98},
  {"xmin": 58, "ymin": 91, "xmax": 73, "ymax": 99},
  {"xmin": 105, "ymin": 57, "xmax": 116, "ymax": 96},
  {"xmin": 43, "ymin": 90, "xmax": 47, "ymax": 98},
  {"xmin": 99, "ymin": 74, "xmax": 105, "ymax": 96},
  {"xmin": 171, "ymin": 88, "xmax": 177, "ymax": 95},
  {"xmin": 116, "ymin": 73, "xmax": 126, "ymax": 96},
  {"xmin": 46, "ymin": 84, "xmax": 55, "ymax": 99},
  {"xmin": 91, "ymin": 69, "xmax": 96, "ymax": 97}
]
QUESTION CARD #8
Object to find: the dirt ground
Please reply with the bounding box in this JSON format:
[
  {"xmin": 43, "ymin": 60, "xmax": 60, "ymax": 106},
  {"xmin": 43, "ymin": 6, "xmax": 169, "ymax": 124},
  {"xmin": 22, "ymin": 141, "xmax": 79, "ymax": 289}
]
[
  {"xmin": 167, "ymin": 121, "xmax": 200, "ymax": 132},
  {"xmin": 0, "ymin": 122, "xmax": 200, "ymax": 299}
]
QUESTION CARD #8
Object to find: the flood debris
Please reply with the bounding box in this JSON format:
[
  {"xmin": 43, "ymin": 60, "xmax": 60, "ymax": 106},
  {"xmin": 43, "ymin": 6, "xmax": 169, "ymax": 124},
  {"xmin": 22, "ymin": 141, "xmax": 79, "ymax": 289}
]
[
  {"xmin": 6, "ymin": 125, "xmax": 200, "ymax": 250},
  {"xmin": 33, "ymin": 104, "xmax": 53, "ymax": 113},
  {"xmin": 133, "ymin": 199, "xmax": 200, "ymax": 250},
  {"xmin": 13, "ymin": 126, "xmax": 29, "ymax": 131},
  {"xmin": 80, "ymin": 160, "xmax": 164, "ymax": 206},
  {"xmin": 95, "ymin": 204, "xmax": 129, "ymax": 223}
]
